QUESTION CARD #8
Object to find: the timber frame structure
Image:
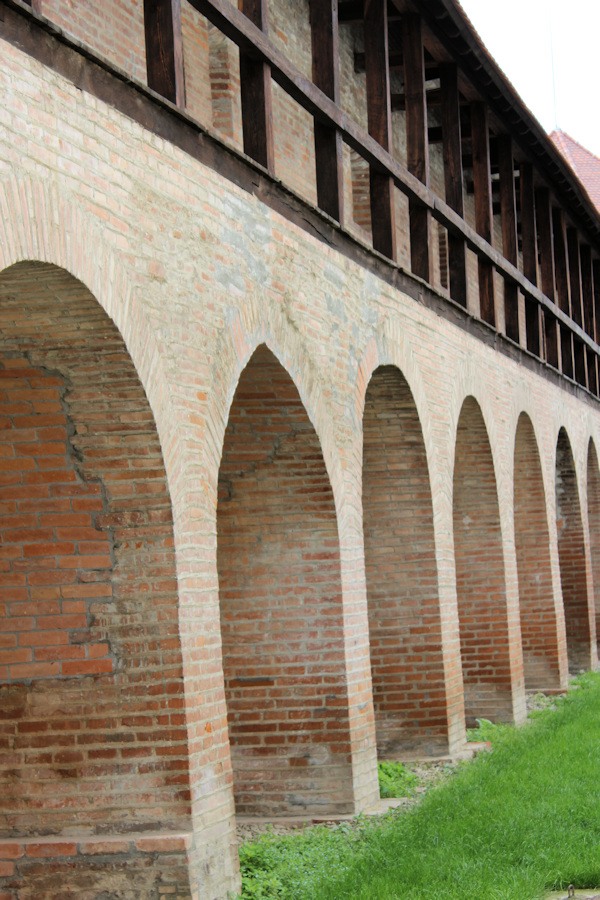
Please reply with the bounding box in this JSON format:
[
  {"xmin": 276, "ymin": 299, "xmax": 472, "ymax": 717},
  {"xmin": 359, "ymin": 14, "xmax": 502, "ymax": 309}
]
[{"xmin": 1, "ymin": 0, "xmax": 600, "ymax": 898}]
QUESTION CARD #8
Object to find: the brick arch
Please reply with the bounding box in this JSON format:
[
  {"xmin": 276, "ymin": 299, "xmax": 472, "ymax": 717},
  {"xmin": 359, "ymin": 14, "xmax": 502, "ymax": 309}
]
[
  {"xmin": 0, "ymin": 179, "xmax": 240, "ymax": 894},
  {"xmin": 216, "ymin": 343, "xmax": 354, "ymax": 817},
  {"xmin": 556, "ymin": 428, "xmax": 593, "ymax": 672},
  {"xmin": 453, "ymin": 396, "xmax": 513, "ymax": 725},
  {"xmin": 0, "ymin": 263, "xmax": 191, "ymax": 840},
  {"xmin": 587, "ymin": 440, "xmax": 600, "ymax": 656},
  {"xmin": 513, "ymin": 412, "xmax": 561, "ymax": 688},
  {"xmin": 362, "ymin": 365, "xmax": 449, "ymax": 757}
]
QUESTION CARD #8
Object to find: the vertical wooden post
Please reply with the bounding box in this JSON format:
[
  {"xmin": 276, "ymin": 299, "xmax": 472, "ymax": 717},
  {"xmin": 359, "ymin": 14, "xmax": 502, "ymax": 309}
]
[
  {"xmin": 592, "ymin": 260, "xmax": 600, "ymax": 395},
  {"xmin": 535, "ymin": 187, "xmax": 559, "ymax": 367},
  {"xmin": 143, "ymin": 0, "xmax": 185, "ymax": 108},
  {"xmin": 519, "ymin": 163, "xmax": 540, "ymax": 355},
  {"xmin": 471, "ymin": 102, "xmax": 495, "ymax": 326},
  {"xmin": 363, "ymin": 0, "xmax": 396, "ymax": 260},
  {"xmin": 309, "ymin": 0, "xmax": 343, "ymax": 223},
  {"xmin": 552, "ymin": 208, "xmax": 572, "ymax": 316},
  {"xmin": 440, "ymin": 63, "xmax": 467, "ymax": 307},
  {"xmin": 535, "ymin": 188, "xmax": 556, "ymax": 301},
  {"xmin": 567, "ymin": 229, "xmax": 584, "ymax": 327},
  {"xmin": 551, "ymin": 208, "xmax": 574, "ymax": 376},
  {"xmin": 580, "ymin": 244, "xmax": 595, "ymax": 338},
  {"xmin": 239, "ymin": 0, "xmax": 275, "ymax": 172},
  {"xmin": 498, "ymin": 134, "xmax": 519, "ymax": 342},
  {"xmin": 403, "ymin": 13, "xmax": 431, "ymax": 281}
]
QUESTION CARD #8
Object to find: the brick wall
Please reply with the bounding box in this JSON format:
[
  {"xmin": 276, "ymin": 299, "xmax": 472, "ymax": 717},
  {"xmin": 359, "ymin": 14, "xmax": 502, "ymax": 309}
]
[
  {"xmin": 39, "ymin": 0, "xmax": 147, "ymax": 84},
  {"xmin": 514, "ymin": 414, "xmax": 561, "ymax": 688},
  {"xmin": 362, "ymin": 366, "xmax": 449, "ymax": 757},
  {"xmin": 556, "ymin": 428, "xmax": 593, "ymax": 671},
  {"xmin": 217, "ymin": 346, "xmax": 353, "ymax": 816},
  {"xmin": 0, "ymin": 263, "xmax": 190, "ymax": 838},
  {"xmin": 587, "ymin": 440, "xmax": 600, "ymax": 650},
  {"xmin": 453, "ymin": 397, "xmax": 513, "ymax": 725}
]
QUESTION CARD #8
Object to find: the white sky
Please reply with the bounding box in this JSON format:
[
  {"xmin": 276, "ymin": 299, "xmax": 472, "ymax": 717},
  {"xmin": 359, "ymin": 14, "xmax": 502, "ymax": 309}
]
[{"xmin": 456, "ymin": 0, "xmax": 600, "ymax": 159}]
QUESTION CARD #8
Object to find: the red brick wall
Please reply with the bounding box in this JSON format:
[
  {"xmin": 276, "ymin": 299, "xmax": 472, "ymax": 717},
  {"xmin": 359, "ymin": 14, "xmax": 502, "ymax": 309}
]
[
  {"xmin": 514, "ymin": 413, "xmax": 561, "ymax": 688},
  {"xmin": 0, "ymin": 263, "xmax": 190, "ymax": 837},
  {"xmin": 556, "ymin": 428, "xmax": 592, "ymax": 671},
  {"xmin": 217, "ymin": 346, "xmax": 353, "ymax": 817},
  {"xmin": 38, "ymin": 0, "xmax": 147, "ymax": 84},
  {"xmin": 181, "ymin": 2, "xmax": 213, "ymax": 129},
  {"xmin": 587, "ymin": 441, "xmax": 600, "ymax": 652},
  {"xmin": 362, "ymin": 366, "xmax": 449, "ymax": 757},
  {"xmin": 453, "ymin": 397, "xmax": 513, "ymax": 725}
]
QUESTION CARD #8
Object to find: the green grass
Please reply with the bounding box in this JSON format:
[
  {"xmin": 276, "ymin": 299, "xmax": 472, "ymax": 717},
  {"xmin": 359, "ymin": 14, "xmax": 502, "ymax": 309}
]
[{"xmin": 236, "ymin": 673, "xmax": 600, "ymax": 899}]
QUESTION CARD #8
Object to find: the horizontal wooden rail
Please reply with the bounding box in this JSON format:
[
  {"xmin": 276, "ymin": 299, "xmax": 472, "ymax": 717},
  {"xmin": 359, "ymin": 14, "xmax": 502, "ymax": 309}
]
[{"xmin": 188, "ymin": 0, "xmax": 600, "ymax": 363}]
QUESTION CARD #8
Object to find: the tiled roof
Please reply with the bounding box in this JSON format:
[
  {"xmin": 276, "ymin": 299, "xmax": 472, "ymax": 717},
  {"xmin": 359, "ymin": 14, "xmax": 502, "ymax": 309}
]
[{"xmin": 550, "ymin": 130, "xmax": 600, "ymax": 217}]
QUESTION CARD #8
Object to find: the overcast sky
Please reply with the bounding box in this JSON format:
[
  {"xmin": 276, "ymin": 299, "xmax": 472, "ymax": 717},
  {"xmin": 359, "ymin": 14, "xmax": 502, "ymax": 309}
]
[{"xmin": 456, "ymin": 0, "xmax": 600, "ymax": 159}]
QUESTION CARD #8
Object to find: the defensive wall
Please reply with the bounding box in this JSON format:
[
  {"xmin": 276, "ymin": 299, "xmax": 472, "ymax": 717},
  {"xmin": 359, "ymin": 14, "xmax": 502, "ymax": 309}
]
[{"xmin": 0, "ymin": 0, "xmax": 600, "ymax": 897}]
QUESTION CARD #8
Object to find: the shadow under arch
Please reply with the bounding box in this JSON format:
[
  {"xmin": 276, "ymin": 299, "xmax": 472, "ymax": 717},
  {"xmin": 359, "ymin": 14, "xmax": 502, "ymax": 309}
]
[
  {"xmin": 587, "ymin": 439, "xmax": 600, "ymax": 655},
  {"xmin": 556, "ymin": 428, "xmax": 593, "ymax": 672},
  {"xmin": 513, "ymin": 412, "xmax": 561, "ymax": 688},
  {"xmin": 216, "ymin": 344, "xmax": 354, "ymax": 817},
  {"xmin": 0, "ymin": 263, "xmax": 191, "ymax": 842},
  {"xmin": 453, "ymin": 396, "xmax": 513, "ymax": 725},
  {"xmin": 362, "ymin": 364, "xmax": 448, "ymax": 757}
]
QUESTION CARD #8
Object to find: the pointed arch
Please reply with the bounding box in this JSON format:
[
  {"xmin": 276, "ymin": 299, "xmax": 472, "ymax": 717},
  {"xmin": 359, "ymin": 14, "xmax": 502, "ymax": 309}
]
[
  {"xmin": 513, "ymin": 413, "xmax": 561, "ymax": 688},
  {"xmin": 556, "ymin": 428, "xmax": 593, "ymax": 672},
  {"xmin": 587, "ymin": 439, "xmax": 600, "ymax": 655},
  {"xmin": 362, "ymin": 365, "xmax": 448, "ymax": 757},
  {"xmin": 217, "ymin": 344, "xmax": 353, "ymax": 816},
  {"xmin": 453, "ymin": 397, "xmax": 512, "ymax": 725},
  {"xmin": 0, "ymin": 262, "xmax": 190, "ymax": 837}
]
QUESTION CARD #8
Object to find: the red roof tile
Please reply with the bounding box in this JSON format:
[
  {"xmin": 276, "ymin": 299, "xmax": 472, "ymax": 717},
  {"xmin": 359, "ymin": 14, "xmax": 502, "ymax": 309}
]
[{"xmin": 550, "ymin": 130, "xmax": 600, "ymax": 217}]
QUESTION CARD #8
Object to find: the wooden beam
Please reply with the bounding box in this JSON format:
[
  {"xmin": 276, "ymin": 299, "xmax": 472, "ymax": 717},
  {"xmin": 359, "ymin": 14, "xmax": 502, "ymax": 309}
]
[
  {"xmin": 574, "ymin": 338, "xmax": 587, "ymax": 388},
  {"xmin": 22, "ymin": 0, "xmax": 42, "ymax": 11},
  {"xmin": 143, "ymin": 0, "xmax": 185, "ymax": 107},
  {"xmin": 535, "ymin": 188, "xmax": 556, "ymax": 303},
  {"xmin": 580, "ymin": 244, "xmax": 595, "ymax": 339},
  {"xmin": 552, "ymin": 207, "xmax": 571, "ymax": 317},
  {"xmin": 560, "ymin": 325, "xmax": 574, "ymax": 379},
  {"xmin": 498, "ymin": 134, "xmax": 519, "ymax": 342},
  {"xmin": 239, "ymin": 0, "xmax": 274, "ymax": 172},
  {"xmin": 440, "ymin": 63, "xmax": 466, "ymax": 307},
  {"xmin": 594, "ymin": 261, "xmax": 600, "ymax": 345},
  {"xmin": 544, "ymin": 312, "xmax": 560, "ymax": 369},
  {"xmin": 403, "ymin": 13, "xmax": 431, "ymax": 282},
  {"xmin": 519, "ymin": 164, "xmax": 539, "ymax": 355},
  {"xmin": 353, "ymin": 52, "xmax": 437, "ymax": 74},
  {"xmin": 471, "ymin": 102, "xmax": 495, "ymax": 326},
  {"xmin": 364, "ymin": 0, "xmax": 396, "ymax": 259},
  {"xmin": 309, "ymin": 0, "xmax": 343, "ymax": 223},
  {"xmin": 567, "ymin": 228, "xmax": 583, "ymax": 327}
]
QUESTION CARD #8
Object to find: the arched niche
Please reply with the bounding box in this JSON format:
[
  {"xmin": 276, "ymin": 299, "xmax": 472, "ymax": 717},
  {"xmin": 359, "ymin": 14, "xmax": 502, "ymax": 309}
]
[
  {"xmin": 362, "ymin": 365, "xmax": 448, "ymax": 757},
  {"xmin": 217, "ymin": 344, "xmax": 353, "ymax": 817}
]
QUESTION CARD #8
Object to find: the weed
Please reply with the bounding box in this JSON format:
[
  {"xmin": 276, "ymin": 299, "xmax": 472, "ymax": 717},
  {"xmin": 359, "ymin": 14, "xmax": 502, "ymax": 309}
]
[{"xmin": 377, "ymin": 760, "xmax": 419, "ymax": 798}]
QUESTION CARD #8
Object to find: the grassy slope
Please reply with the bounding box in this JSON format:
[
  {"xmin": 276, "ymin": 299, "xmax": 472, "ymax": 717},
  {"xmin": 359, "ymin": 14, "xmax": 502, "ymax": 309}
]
[{"xmin": 237, "ymin": 674, "xmax": 600, "ymax": 899}]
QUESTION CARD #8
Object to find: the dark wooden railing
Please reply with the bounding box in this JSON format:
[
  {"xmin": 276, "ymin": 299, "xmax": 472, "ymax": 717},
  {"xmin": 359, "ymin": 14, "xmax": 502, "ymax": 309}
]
[{"xmin": 67, "ymin": 0, "xmax": 600, "ymax": 395}]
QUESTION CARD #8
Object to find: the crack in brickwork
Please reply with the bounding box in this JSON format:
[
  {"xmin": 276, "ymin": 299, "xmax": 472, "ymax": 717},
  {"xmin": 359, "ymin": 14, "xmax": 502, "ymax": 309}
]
[{"xmin": 0, "ymin": 262, "xmax": 191, "ymax": 841}]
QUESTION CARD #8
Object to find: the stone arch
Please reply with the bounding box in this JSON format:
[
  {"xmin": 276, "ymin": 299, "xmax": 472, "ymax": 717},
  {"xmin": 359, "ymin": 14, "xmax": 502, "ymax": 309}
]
[
  {"xmin": 513, "ymin": 412, "xmax": 561, "ymax": 688},
  {"xmin": 587, "ymin": 439, "xmax": 600, "ymax": 655},
  {"xmin": 0, "ymin": 263, "xmax": 191, "ymax": 839},
  {"xmin": 453, "ymin": 396, "xmax": 513, "ymax": 725},
  {"xmin": 216, "ymin": 344, "xmax": 353, "ymax": 817},
  {"xmin": 362, "ymin": 365, "xmax": 448, "ymax": 757},
  {"xmin": 556, "ymin": 428, "xmax": 593, "ymax": 672}
]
